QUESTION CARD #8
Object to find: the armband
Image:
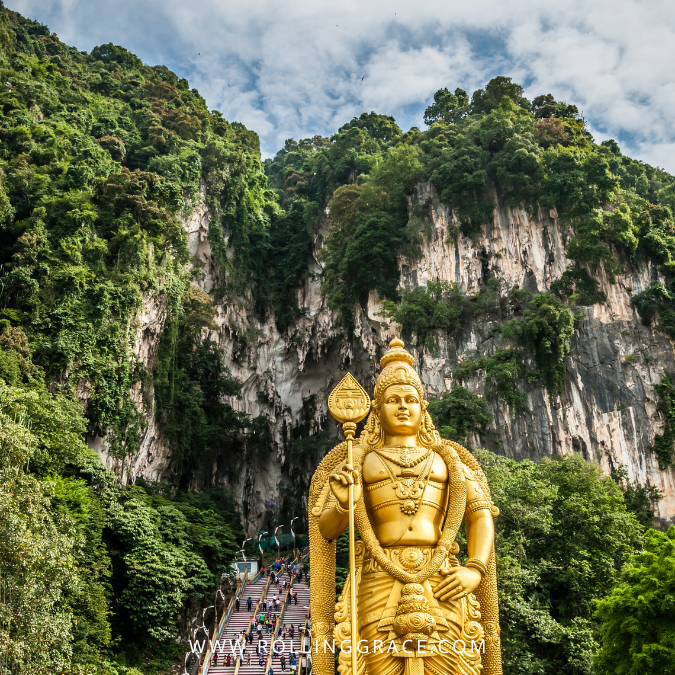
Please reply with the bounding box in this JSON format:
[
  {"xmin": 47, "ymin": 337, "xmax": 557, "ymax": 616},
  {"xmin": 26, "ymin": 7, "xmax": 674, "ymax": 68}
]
[{"xmin": 464, "ymin": 498, "xmax": 492, "ymax": 515}]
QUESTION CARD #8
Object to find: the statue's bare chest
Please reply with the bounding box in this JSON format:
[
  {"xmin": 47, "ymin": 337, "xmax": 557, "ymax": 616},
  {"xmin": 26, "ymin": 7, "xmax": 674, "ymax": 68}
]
[
  {"xmin": 362, "ymin": 449, "xmax": 449, "ymax": 545},
  {"xmin": 363, "ymin": 449, "xmax": 448, "ymax": 485}
]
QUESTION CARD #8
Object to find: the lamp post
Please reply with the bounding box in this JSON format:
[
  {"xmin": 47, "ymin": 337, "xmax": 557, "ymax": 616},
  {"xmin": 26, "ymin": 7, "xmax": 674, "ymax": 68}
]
[
  {"xmin": 183, "ymin": 650, "xmax": 196, "ymax": 675},
  {"xmin": 192, "ymin": 623, "xmax": 209, "ymax": 642},
  {"xmin": 274, "ymin": 525, "xmax": 284, "ymax": 555},
  {"xmin": 258, "ymin": 531, "xmax": 268, "ymax": 556},
  {"xmin": 214, "ymin": 589, "xmax": 226, "ymax": 628},
  {"xmin": 290, "ymin": 517, "xmax": 298, "ymax": 555},
  {"xmin": 241, "ymin": 537, "xmax": 253, "ymax": 561},
  {"xmin": 203, "ymin": 604, "xmax": 215, "ymax": 631}
]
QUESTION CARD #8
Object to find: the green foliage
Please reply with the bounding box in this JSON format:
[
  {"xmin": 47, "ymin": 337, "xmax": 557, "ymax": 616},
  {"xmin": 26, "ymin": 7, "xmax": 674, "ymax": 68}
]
[
  {"xmin": 271, "ymin": 76, "xmax": 675, "ymax": 325},
  {"xmin": 103, "ymin": 485, "xmax": 238, "ymax": 643},
  {"xmin": 0, "ymin": 366, "xmax": 242, "ymax": 672},
  {"xmin": 595, "ymin": 527, "xmax": 675, "ymax": 675},
  {"xmin": 435, "ymin": 292, "xmax": 577, "ymax": 409},
  {"xmin": 453, "ymin": 348, "xmax": 525, "ymax": 409},
  {"xmin": 531, "ymin": 94, "xmax": 580, "ymax": 120},
  {"xmin": 2, "ymin": 8, "xmax": 674, "ymax": 674},
  {"xmin": 635, "ymin": 203, "xmax": 675, "ymax": 267},
  {"xmin": 335, "ymin": 527, "xmax": 361, "ymax": 598},
  {"xmin": 153, "ymin": 286, "xmax": 247, "ymax": 486},
  {"xmin": 90, "ymin": 43, "xmax": 143, "ymax": 71},
  {"xmin": 335, "ymin": 529, "xmax": 350, "ymax": 596},
  {"xmin": 381, "ymin": 279, "xmax": 500, "ymax": 350},
  {"xmin": 476, "ymin": 449, "xmax": 644, "ymax": 675},
  {"xmin": 610, "ymin": 466, "xmax": 663, "ymax": 529},
  {"xmin": 338, "ymin": 111, "xmax": 402, "ymax": 143},
  {"xmin": 647, "ymin": 372, "xmax": 675, "ymax": 469},
  {"xmin": 0, "ymin": 3, "xmax": 286, "ymax": 460},
  {"xmin": 552, "ymin": 266, "xmax": 607, "ymax": 305},
  {"xmin": 540, "ymin": 148, "xmax": 617, "ymax": 219},
  {"xmin": 520, "ymin": 293, "xmax": 577, "ymax": 396},
  {"xmin": 632, "ymin": 280, "xmax": 675, "ymax": 338},
  {"xmin": 318, "ymin": 144, "xmax": 425, "ymax": 324},
  {"xmin": 381, "ymin": 280, "xmax": 465, "ymax": 349},
  {"xmin": 430, "ymin": 135, "xmax": 492, "ymax": 233},
  {"xmin": 254, "ymin": 201, "xmax": 315, "ymax": 331},
  {"xmin": 0, "ymin": 382, "xmax": 79, "ymax": 674},
  {"xmin": 470, "ymin": 76, "xmax": 530, "ymax": 115},
  {"xmin": 426, "ymin": 386, "xmax": 492, "ymax": 443},
  {"xmin": 423, "ymin": 87, "xmax": 469, "ymax": 125}
]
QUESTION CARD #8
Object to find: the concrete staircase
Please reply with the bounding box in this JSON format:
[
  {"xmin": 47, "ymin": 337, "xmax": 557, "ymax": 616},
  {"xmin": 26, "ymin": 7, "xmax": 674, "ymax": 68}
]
[
  {"xmin": 207, "ymin": 558, "xmax": 310, "ymax": 675},
  {"xmin": 208, "ymin": 575, "xmax": 267, "ymax": 674}
]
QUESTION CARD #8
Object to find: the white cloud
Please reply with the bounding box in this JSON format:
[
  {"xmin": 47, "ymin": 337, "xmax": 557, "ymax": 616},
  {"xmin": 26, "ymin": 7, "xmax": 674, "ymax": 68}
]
[{"xmin": 8, "ymin": 0, "xmax": 675, "ymax": 170}]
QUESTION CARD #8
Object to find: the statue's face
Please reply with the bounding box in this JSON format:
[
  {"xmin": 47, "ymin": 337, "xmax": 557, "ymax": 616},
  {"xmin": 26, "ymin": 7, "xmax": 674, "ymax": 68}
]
[{"xmin": 380, "ymin": 384, "xmax": 422, "ymax": 438}]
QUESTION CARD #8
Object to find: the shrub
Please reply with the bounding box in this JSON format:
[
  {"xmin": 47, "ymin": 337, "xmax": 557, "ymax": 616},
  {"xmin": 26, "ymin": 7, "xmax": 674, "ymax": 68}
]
[{"xmin": 427, "ymin": 386, "xmax": 492, "ymax": 443}]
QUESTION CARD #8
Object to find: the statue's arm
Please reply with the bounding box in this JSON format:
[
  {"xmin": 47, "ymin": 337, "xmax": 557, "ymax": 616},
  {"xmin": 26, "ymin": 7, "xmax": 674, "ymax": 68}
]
[
  {"xmin": 318, "ymin": 501, "xmax": 349, "ymax": 541},
  {"xmin": 464, "ymin": 475, "xmax": 495, "ymax": 565},
  {"xmin": 317, "ymin": 461, "xmax": 361, "ymax": 541},
  {"xmin": 433, "ymin": 467, "xmax": 495, "ymax": 602}
]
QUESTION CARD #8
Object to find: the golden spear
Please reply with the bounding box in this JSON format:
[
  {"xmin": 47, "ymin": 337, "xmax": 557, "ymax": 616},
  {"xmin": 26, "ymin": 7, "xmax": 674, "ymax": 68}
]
[{"xmin": 327, "ymin": 373, "xmax": 371, "ymax": 675}]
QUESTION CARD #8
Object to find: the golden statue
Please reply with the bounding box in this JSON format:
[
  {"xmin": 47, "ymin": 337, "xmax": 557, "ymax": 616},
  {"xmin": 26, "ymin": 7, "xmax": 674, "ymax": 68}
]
[{"xmin": 309, "ymin": 339, "xmax": 502, "ymax": 675}]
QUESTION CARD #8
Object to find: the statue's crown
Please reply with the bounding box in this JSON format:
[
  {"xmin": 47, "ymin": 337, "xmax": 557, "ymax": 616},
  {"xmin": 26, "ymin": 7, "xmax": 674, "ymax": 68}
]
[
  {"xmin": 374, "ymin": 338, "xmax": 423, "ymax": 406},
  {"xmin": 380, "ymin": 338, "xmax": 415, "ymax": 369}
]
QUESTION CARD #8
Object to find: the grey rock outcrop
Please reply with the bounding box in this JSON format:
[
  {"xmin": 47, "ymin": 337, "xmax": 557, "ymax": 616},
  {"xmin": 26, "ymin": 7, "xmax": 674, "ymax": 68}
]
[{"xmin": 108, "ymin": 180, "xmax": 675, "ymax": 529}]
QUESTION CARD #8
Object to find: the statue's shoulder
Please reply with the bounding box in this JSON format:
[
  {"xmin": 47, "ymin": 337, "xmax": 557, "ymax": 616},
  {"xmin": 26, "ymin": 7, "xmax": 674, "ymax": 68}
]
[{"xmin": 437, "ymin": 439, "xmax": 500, "ymax": 516}]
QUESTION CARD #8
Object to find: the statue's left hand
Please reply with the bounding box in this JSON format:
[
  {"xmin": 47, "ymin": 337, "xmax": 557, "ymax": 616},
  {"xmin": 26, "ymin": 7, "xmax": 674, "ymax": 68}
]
[{"xmin": 432, "ymin": 567, "xmax": 482, "ymax": 602}]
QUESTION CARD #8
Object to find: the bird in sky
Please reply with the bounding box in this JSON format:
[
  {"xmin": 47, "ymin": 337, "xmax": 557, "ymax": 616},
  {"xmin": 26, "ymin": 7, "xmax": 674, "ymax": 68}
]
[{"xmin": 361, "ymin": 77, "xmax": 364, "ymax": 81}]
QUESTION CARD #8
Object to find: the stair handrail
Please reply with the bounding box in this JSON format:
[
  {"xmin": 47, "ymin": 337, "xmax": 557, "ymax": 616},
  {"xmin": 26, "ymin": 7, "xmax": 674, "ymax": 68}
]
[
  {"xmin": 201, "ymin": 566, "xmax": 249, "ymax": 675},
  {"xmin": 233, "ymin": 573, "xmax": 273, "ymax": 675}
]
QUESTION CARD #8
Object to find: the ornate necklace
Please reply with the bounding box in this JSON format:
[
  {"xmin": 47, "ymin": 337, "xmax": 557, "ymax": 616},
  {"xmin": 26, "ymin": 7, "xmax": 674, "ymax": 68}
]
[
  {"xmin": 352, "ymin": 441, "xmax": 468, "ymax": 586},
  {"xmin": 375, "ymin": 445, "xmax": 431, "ymax": 468},
  {"xmin": 376, "ymin": 452, "xmax": 434, "ymax": 516}
]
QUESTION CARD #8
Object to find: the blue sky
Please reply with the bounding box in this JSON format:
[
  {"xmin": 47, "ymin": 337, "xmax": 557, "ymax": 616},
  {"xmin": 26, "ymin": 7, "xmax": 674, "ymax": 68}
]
[{"xmin": 9, "ymin": 0, "xmax": 675, "ymax": 171}]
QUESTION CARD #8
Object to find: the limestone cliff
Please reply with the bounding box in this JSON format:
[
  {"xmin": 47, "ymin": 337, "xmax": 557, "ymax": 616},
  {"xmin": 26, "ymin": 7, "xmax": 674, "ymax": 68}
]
[{"xmin": 115, "ymin": 180, "xmax": 675, "ymax": 529}]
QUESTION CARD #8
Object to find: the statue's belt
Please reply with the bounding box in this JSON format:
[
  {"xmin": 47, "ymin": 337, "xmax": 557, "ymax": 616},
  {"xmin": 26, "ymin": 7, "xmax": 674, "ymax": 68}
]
[
  {"xmin": 358, "ymin": 546, "xmax": 463, "ymax": 633},
  {"xmin": 362, "ymin": 545, "xmax": 459, "ymax": 575}
]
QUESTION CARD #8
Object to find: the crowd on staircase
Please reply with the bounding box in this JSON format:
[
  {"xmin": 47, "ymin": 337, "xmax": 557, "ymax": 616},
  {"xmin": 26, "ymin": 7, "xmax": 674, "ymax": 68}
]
[{"xmin": 206, "ymin": 554, "xmax": 310, "ymax": 675}]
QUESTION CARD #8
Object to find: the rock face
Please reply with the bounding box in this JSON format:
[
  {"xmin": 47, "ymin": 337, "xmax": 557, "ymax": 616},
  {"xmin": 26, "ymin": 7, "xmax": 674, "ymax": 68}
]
[{"xmin": 114, "ymin": 180, "xmax": 675, "ymax": 529}]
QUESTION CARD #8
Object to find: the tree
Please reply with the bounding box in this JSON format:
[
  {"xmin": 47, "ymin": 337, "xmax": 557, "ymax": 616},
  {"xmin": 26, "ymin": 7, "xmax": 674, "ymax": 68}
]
[
  {"xmin": 471, "ymin": 76, "xmax": 530, "ymax": 114},
  {"xmin": 90, "ymin": 43, "xmax": 144, "ymax": 71},
  {"xmin": 337, "ymin": 112, "xmax": 401, "ymax": 143},
  {"xmin": 423, "ymin": 87, "xmax": 470, "ymax": 125},
  {"xmin": 381, "ymin": 280, "xmax": 466, "ymax": 350},
  {"xmin": 595, "ymin": 527, "xmax": 675, "ymax": 675},
  {"xmin": 531, "ymin": 94, "xmax": 579, "ymax": 119},
  {"xmin": 476, "ymin": 449, "xmax": 644, "ymax": 675},
  {"xmin": 0, "ymin": 384, "xmax": 79, "ymax": 674}
]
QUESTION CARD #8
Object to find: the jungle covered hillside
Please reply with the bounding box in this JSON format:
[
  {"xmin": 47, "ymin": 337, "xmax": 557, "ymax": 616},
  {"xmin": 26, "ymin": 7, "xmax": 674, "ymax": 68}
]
[{"xmin": 1, "ymin": 3, "xmax": 675, "ymax": 675}]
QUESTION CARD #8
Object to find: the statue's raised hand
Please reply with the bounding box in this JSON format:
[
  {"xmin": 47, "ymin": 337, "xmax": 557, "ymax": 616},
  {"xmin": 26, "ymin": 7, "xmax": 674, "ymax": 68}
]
[
  {"xmin": 329, "ymin": 463, "xmax": 361, "ymax": 511},
  {"xmin": 433, "ymin": 566, "xmax": 482, "ymax": 602}
]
